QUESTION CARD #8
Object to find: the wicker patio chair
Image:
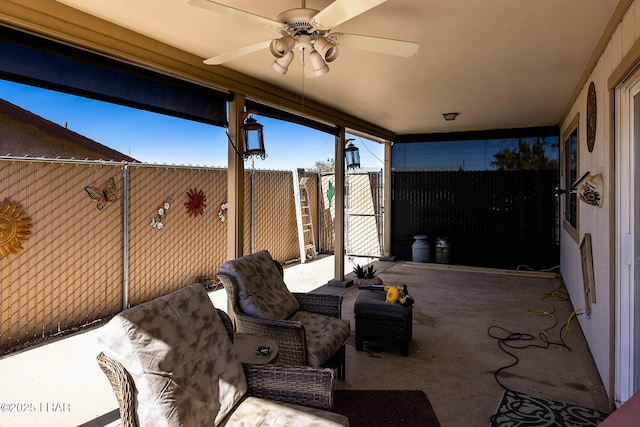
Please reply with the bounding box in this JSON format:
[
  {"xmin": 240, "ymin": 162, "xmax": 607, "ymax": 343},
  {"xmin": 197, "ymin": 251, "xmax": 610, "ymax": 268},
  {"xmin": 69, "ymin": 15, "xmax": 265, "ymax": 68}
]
[
  {"xmin": 96, "ymin": 308, "xmax": 234, "ymax": 427},
  {"xmin": 96, "ymin": 284, "xmax": 347, "ymax": 427},
  {"xmin": 217, "ymin": 250, "xmax": 350, "ymax": 380}
]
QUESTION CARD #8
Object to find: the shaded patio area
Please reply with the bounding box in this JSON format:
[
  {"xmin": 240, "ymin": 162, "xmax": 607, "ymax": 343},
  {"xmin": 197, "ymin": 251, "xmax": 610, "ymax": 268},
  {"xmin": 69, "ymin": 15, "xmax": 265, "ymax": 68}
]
[{"xmin": 0, "ymin": 256, "xmax": 610, "ymax": 426}]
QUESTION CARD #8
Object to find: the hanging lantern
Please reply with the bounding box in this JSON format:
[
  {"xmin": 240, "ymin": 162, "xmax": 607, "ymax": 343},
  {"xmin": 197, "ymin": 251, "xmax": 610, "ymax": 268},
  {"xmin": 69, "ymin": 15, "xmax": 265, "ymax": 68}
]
[
  {"xmin": 241, "ymin": 116, "xmax": 266, "ymax": 160},
  {"xmin": 345, "ymin": 141, "xmax": 360, "ymax": 169}
]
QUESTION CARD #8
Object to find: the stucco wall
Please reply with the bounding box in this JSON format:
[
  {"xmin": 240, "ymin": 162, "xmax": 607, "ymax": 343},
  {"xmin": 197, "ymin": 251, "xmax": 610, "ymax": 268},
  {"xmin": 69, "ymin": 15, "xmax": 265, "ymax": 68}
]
[{"xmin": 559, "ymin": 0, "xmax": 639, "ymax": 399}]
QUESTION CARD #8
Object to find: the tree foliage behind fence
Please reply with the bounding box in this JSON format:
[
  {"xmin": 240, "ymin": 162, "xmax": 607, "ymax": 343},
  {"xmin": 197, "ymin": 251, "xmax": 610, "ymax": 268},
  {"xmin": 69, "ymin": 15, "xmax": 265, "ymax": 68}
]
[{"xmin": 391, "ymin": 170, "xmax": 560, "ymax": 269}]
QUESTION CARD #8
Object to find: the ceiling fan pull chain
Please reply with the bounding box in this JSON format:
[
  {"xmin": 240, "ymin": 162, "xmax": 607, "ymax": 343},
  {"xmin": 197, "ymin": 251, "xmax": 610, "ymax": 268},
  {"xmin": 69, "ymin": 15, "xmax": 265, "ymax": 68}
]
[{"xmin": 301, "ymin": 46, "xmax": 306, "ymax": 117}]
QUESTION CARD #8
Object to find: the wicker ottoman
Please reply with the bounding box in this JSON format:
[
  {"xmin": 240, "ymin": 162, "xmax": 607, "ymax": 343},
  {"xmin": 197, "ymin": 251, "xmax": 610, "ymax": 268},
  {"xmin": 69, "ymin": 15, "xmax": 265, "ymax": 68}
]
[{"xmin": 354, "ymin": 290, "xmax": 413, "ymax": 357}]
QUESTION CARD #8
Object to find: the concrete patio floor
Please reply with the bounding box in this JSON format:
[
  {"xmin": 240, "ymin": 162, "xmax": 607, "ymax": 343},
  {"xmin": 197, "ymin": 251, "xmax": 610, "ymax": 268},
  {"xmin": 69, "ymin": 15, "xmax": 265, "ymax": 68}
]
[{"xmin": 0, "ymin": 256, "xmax": 611, "ymax": 427}]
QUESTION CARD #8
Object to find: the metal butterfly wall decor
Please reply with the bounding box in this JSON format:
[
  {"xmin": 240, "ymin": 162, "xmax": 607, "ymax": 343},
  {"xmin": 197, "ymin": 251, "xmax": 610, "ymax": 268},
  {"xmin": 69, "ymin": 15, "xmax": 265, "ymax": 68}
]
[{"xmin": 85, "ymin": 177, "xmax": 117, "ymax": 210}]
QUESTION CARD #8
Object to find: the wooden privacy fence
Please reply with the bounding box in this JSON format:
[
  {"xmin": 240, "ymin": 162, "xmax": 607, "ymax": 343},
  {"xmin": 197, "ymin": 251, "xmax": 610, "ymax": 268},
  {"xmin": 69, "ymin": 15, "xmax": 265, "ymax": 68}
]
[
  {"xmin": 0, "ymin": 159, "xmax": 316, "ymax": 352},
  {"xmin": 391, "ymin": 170, "xmax": 559, "ymax": 269}
]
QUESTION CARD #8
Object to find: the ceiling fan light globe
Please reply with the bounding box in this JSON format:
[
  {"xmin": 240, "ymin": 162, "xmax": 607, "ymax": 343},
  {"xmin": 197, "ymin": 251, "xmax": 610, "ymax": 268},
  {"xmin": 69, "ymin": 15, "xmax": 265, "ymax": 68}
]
[
  {"xmin": 272, "ymin": 50, "xmax": 294, "ymax": 74},
  {"xmin": 269, "ymin": 35, "xmax": 296, "ymax": 58},
  {"xmin": 315, "ymin": 37, "xmax": 339, "ymax": 62},
  {"xmin": 324, "ymin": 46, "xmax": 339, "ymax": 62},
  {"xmin": 309, "ymin": 49, "xmax": 329, "ymax": 76}
]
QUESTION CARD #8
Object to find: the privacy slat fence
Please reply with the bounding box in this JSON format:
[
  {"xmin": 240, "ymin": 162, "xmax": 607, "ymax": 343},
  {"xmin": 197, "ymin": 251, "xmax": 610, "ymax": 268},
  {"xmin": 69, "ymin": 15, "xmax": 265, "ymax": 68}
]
[
  {"xmin": 391, "ymin": 170, "xmax": 559, "ymax": 269},
  {"xmin": 245, "ymin": 170, "xmax": 302, "ymax": 262},
  {"xmin": 318, "ymin": 171, "xmax": 384, "ymax": 258},
  {"xmin": 345, "ymin": 171, "xmax": 383, "ymax": 258},
  {"xmin": 319, "ymin": 173, "xmax": 336, "ymax": 253},
  {"xmin": 0, "ymin": 159, "xmax": 315, "ymax": 352}
]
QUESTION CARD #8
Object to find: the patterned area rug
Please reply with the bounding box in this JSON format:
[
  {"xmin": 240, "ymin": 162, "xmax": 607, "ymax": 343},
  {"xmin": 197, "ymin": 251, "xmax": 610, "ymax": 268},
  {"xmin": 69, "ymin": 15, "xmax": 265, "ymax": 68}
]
[{"xmin": 490, "ymin": 390, "xmax": 610, "ymax": 427}]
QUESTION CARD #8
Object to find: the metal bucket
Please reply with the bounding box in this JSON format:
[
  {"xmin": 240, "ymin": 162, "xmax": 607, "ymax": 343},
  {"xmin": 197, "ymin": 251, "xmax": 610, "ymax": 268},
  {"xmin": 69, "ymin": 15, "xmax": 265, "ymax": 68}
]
[
  {"xmin": 435, "ymin": 237, "xmax": 450, "ymax": 264},
  {"xmin": 412, "ymin": 235, "xmax": 430, "ymax": 263}
]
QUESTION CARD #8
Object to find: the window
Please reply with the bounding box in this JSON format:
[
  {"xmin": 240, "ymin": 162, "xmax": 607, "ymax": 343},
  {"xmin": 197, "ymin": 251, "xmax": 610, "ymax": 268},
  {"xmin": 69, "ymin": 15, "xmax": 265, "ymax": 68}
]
[{"xmin": 563, "ymin": 123, "xmax": 578, "ymax": 238}]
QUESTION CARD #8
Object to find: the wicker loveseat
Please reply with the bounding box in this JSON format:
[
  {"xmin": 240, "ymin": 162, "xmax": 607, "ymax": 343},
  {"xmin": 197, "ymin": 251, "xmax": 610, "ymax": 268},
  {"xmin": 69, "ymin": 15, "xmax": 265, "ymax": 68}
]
[
  {"xmin": 96, "ymin": 283, "xmax": 348, "ymax": 427},
  {"xmin": 217, "ymin": 250, "xmax": 350, "ymax": 380}
]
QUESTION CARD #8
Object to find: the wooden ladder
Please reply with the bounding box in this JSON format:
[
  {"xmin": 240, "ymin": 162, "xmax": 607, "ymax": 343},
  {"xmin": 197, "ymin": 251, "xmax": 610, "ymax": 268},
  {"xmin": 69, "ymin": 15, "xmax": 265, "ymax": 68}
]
[{"xmin": 293, "ymin": 169, "xmax": 317, "ymax": 263}]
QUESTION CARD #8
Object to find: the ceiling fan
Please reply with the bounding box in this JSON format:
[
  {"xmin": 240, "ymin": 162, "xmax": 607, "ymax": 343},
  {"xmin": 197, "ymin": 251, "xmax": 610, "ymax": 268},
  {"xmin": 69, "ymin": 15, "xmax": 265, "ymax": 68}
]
[{"xmin": 188, "ymin": 0, "xmax": 419, "ymax": 77}]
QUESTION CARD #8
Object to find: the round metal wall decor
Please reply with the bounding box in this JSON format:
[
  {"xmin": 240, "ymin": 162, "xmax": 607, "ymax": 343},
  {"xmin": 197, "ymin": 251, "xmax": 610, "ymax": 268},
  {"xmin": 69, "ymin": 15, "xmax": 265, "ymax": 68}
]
[
  {"xmin": 586, "ymin": 81, "xmax": 597, "ymax": 152},
  {"xmin": 0, "ymin": 198, "xmax": 32, "ymax": 258}
]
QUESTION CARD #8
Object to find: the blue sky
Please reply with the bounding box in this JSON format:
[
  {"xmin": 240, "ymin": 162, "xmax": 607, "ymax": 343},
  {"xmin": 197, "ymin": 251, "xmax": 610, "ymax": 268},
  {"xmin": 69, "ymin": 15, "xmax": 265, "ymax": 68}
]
[{"xmin": 0, "ymin": 79, "xmax": 384, "ymax": 170}]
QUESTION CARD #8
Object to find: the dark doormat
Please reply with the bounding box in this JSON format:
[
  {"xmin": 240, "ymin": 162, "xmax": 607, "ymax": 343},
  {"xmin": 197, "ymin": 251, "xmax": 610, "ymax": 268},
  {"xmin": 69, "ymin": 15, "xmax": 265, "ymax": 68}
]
[
  {"xmin": 332, "ymin": 389, "xmax": 441, "ymax": 427},
  {"xmin": 490, "ymin": 389, "xmax": 610, "ymax": 426}
]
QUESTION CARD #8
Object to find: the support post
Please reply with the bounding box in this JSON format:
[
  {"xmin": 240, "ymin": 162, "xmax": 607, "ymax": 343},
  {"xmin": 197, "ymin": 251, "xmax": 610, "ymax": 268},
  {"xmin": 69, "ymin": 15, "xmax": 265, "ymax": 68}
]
[
  {"xmin": 227, "ymin": 94, "xmax": 245, "ymax": 260},
  {"xmin": 329, "ymin": 128, "xmax": 353, "ymax": 287},
  {"xmin": 381, "ymin": 140, "xmax": 396, "ymax": 261}
]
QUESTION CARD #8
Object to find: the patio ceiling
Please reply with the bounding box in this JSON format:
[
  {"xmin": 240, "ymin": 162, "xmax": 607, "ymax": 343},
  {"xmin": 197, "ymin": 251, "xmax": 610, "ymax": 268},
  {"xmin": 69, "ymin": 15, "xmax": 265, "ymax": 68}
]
[{"xmin": 53, "ymin": 1, "xmax": 618, "ymax": 136}]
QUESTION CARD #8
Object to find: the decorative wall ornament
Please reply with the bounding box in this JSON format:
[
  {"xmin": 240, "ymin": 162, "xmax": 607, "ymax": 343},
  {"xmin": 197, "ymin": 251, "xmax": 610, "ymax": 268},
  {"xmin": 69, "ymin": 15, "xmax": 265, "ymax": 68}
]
[
  {"xmin": 0, "ymin": 198, "xmax": 32, "ymax": 258},
  {"xmin": 326, "ymin": 181, "xmax": 335, "ymax": 207},
  {"xmin": 217, "ymin": 202, "xmax": 228, "ymax": 222},
  {"xmin": 580, "ymin": 233, "xmax": 595, "ymax": 315},
  {"xmin": 85, "ymin": 177, "xmax": 117, "ymax": 210},
  {"xmin": 576, "ymin": 174, "xmax": 603, "ymax": 207},
  {"xmin": 150, "ymin": 201, "xmax": 171, "ymax": 229},
  {"xmin": 586, "ymin": 81, "xmax": 597, "ymax": 153},
  {"xmin": 184, "ymin": 188, "xmax": 207, "ymax": 216}
]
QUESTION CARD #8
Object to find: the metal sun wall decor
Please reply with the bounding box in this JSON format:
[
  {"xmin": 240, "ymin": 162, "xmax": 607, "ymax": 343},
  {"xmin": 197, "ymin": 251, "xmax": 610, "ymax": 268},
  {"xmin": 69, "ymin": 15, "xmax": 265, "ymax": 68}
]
[
  {"xmin": 184, "ymin": 188, "xmax": 207, "ymax": 217},
  {"xmin": 85, "ymin": 177, "xmax": 117, "ymax": 210},
  {"xmin": 150, "ymin": 200, "xmax": 171, "ymax": 229},
  {"xmin": 0, "ymin": 198, "xmax": 32, "ymax": 258}
]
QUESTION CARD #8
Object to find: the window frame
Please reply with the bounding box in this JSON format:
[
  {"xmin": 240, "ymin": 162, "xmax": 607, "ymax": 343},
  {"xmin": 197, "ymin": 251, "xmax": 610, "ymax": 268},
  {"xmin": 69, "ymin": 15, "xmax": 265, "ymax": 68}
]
[{"xmin": 562, "ymin": 114, "xmax": 579, "ymax": 242}]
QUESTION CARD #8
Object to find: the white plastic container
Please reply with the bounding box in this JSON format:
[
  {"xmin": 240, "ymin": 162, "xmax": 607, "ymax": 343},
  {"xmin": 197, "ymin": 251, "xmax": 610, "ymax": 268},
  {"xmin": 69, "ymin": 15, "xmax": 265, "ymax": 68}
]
[{"xmin": 412, "ymin": 235, "xmax": 430, "ymax": 263}]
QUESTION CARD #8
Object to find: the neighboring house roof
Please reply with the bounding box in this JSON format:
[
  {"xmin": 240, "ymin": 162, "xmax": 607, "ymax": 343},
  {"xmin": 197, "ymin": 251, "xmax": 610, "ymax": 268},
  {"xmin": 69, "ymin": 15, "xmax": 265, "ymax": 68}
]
[{"xmin": 0, "ymin": 97, "xmax": 138, "ymax": 162}]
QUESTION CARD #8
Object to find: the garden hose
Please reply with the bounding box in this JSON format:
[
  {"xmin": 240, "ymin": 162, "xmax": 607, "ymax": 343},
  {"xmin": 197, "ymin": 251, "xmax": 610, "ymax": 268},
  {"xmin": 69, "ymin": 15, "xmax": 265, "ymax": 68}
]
[
  {"xmin": 489, "ymin": 286, "xmax": 583, "ymax": 392},
  {"xmin": 526, "ymin": 287, "xmax": 578, "ymax": 344}
]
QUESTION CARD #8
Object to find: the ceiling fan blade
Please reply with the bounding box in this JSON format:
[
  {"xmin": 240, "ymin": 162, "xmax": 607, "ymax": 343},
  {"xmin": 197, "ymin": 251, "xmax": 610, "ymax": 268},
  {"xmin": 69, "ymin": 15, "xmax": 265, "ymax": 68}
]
[
  {"xmin": 188, "ymin": 0, "xmax": 281, "ymax": 27},
  {"xmin": 203, "ymin": 40, "xmax": 271, "ymax": 65},
  {"xmin": 313, "ymin": 0, "xmax": 388, "ymax": 29},
  {"xmin": 333, "ymin": 33, "xmax": 419, "ymax": 57}
]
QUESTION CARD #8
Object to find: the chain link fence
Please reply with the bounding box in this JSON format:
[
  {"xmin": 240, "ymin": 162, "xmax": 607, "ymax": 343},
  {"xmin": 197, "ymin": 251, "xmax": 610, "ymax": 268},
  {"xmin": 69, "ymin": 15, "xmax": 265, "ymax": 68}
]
[{"xmin": 1, "ymin": 159, "xmax": 305, "ymax": 352}]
